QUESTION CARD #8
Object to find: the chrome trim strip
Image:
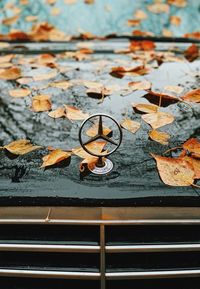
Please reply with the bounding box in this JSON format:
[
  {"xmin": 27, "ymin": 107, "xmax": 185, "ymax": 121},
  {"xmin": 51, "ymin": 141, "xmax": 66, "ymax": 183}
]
[
  {"xmin": 0, "ymin": 269, "xmax": 100, "ymax": 280},
  {"xmin": 0, "ymin": 244, "xmax": 100, "ymax": 253},
  {"xmin": 106, "ymin": 243, "xmax": 200, "ymax": 253},
  {"xmin": 106, "ymin": 269, "xmax": 200, "ymax": 280}
]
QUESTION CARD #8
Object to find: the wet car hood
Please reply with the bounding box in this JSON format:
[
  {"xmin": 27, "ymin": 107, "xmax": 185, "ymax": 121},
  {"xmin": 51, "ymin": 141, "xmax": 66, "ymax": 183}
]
[{"xmin": 0, "ymin": 40, "xmax": 200, "ymax": 206}]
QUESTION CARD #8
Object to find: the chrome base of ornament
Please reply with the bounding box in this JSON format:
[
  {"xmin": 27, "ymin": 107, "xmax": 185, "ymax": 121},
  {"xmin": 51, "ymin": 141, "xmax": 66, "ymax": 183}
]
[{"xmin": 88, "ymin": 158, "xmax": 114, "ymax": 175}]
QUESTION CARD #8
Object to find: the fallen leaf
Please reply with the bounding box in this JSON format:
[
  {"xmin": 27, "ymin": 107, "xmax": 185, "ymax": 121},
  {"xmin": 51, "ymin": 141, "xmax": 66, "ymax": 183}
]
[
  {"xmin": 41, "ymin": 149, "xmax": 71, "ymax": 168},
  {"xmin": 86, "ymin": 123, "xmax": 112, "ymax": 137},
  {"xmin": 183, "ymin": 156, "xmax": 200, "ymax": 179},
  {"xmin": 167, "ymin": 0, "xmax": 187, "ymax": 7},
  {"xmin": 184, "ymin": 44, "xmax": 199, "ymax": 62},
  {"xmin": 142, "ymin": 112, "xmax": 174, "ymax": 129},
  {"xmin": 0, "ymin": 42, "xmax": 10, "ymax": 48},
  {"xmin": 147, "ymin": 3, "xmax": 169, "ymax": 14},
  {"xmin": 182, "ymin": 138, "xmax": 200, "ymax": 158},
  {"xmin": 16, "ymin": 77, "xmax": 33, "ymax": 84},
  {"xmin": 128, "ymin": 81, "xmax": 151, "ymax": 91},
  {"xmin": 64, "ymin": 105, "xmax": 89, "ymax": 120},
  {"xmin": 110, "ymin": 65, "xmax": 149, "ymax": 78},
  {"xmin": 129, "ymin": 40, "xmax": 155, "ymax": 51},
  {"xmin": 181, "ymin": 89, "xmax": 200, "ymax": 103},
  {"xmin": 9, "ymin": 88, "xmax": 31, "ymax": 98},
  {"xmin": 134, "ymin": 9, "xmax": 147, "ymax": 20},
  {"xmin": 170, "ymin": 15, "xmax": 181, "ymax": 26},
  {"xmin": 151, "ymin": 154, "xmax": 194, "ymax": 186},
  {"xmin": 149, "ymin": 130, "xmax": 170, "ymax": 145},
  {"xmin": 162, "ymin": 29, "xmax": 173, "ymax": 37},
  {"xmin": 49, "ymin": 80, "xmax": 72, "ymax": 89},
  {"xmin": 85, "ymin": 0, "xmax": 95, "ymax": 4},
  {"xmin": 48, "ymin": 107, "xmax": 66, "ymax": 118},
  {"xmin": 4, "ymin": 139, "xmax": 41, "ymax": 155},
  {"xmin": 51, "ymin": 7, "xmax": 60, "ymax": 16},
  {"xmin": 164, "ymin": 85, "xmax": 183, "ymax": 94},
  {"xmin": 25, "ymin": 15, "xmax": 38, "ymax": 22},
  {"xmin": 143, "ymin": 90, "xmax": 179, "ymax": 107},
  {"xmin": 0, "ymin": 67, "xmax": 21, "ymax": 80},
  {"xmin": 127, "ymin": 19, "xmax": 141, "ymax": 26},
  {"xmin": 2, "ymin": 15, "xmax": 20, "ymax": 26},
  {"xmin": 33, "ymin": 70, "xmax": 57, "ymax": 81},
  {"xmin": 64, "ymin": 0, "xmax": 77, "ymax": 4},
  {"xmin": 121, "ymin": 119, "xmax": 141, "ymax": 134},
  {"xmin": 0, "ymin": 54, "xmax": 14, "ymax": 63},
  {"xmin": 132, "ymin": 103, "xmax": 159, "ymax": 114},
  {"xmin": 31, "ymin": 94, "xmax": 52, "ymax": 112}
]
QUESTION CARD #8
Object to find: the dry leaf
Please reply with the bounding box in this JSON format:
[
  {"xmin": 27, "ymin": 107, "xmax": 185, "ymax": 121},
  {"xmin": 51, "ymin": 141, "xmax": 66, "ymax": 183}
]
[
  {"xmin": 147, "ymin": 3, "xmax": 169, "ymax": 14},
  {"xmin": 121, "ymin": 119, "xmax": 141, "ymax": 134},
  {"xmin": 128, "ymin": 81, "xmax": 151, "ymax": 91},
  {"xmin": 129, "ymin": 40, "xmax": 155, "ymax": 51},
  {"xmin": 183, "ymin": 138, "xmax": 200, "ymax": 158},
  {"xmin": 16, "ymin": 77, "xmax": 33, "ymax": 84},
  {"xmin": 142, "ymin": 112, "xmax": 174, "ymax": 129},
  {"xmin": 151, "ymin": 154, "xmax": 194, "ymax": 186},
  {"xmin": 184, "ymin": 44, "xmax": 199, "ymax": 62},
  {"xmin": 25, "ymin": 15, "xmax": 38, "ymax": 22},
  {"xmin": 64, "ymin": 105, "xmax": 89, "ymax": 121},
  {"xmin": 41, "ymin": 149, "xmax": 71, "ymax": 168},
  {"xmin": 110, "ymin": 65, "xmax": 149, "ymax": 78},
  {"xmin": 183, "ymin": 156, "xmax": 200, "ymax": 179},
  {"xmin": 143, "ymin": 90, "xmax": 179, "ymax": 107},
  {"xmin": 48, "ymin": 107, "xmax": 66, "ymax": 118},
  {"xmin": 162, "ymin": 29, "xmax": 173, "ymax": 37},
  {"xmin": 170, "ymin": 15, "xmax": 181, "ymax": 26},
  {"xmin": 127, "ymin": 19, "xmax": 141, "ymax": 27},
  {"xmin": 0, "ymin": 54, "xmax": 14, "ymax": 63},
  {"xmin": 164, "ymin": 85, "xmax": 183, "ymax": 94},
  {"xmin": 132, "ymin": 103, "xmax": 159, "ymax": 114},
  {"xmin": 9, "ymin": 88, "xmax": 31, "ymax": 98},
  {"xmin": 64, "ymin": 0, "xmax": 77, "ymax": 4},
  {"xmin": 31, "ymin": 94, "xmax": 52, "ymax": 112},
  {"xmin": 134, "ymin": 9, "xmax": 147, "ymax": 20},
  {"xmin": 2, "ymin": 15, "xmax": 20, "ymax": 26},
  {"xmin": 0, "ymin": 67, "xmax": 21, "ymax": 80},
  {"xmin": 51, "ymin": 7, "xmax": 60, "ymax": 16},
  {"xmin": 86, "ymin": 123, "xmax": 112, "ymax": 137},
  {"xmin": 181, "ymin": 89, "xmax": 200, "ymax": 103},
  {"xmin": 49, "ymin": 80, "xmax": 72, "ymax": 89},
  {"xmin": 4, "ymin": 139, "xmax": 41, "ymax": 155},
  {"xmin": 149, "ymin": 130, "xmax": 170, "ymax": 145},
  {"xmin": 167, "ymin": 0, "xmax": 187, "ymax": 7},
  {"xmin": 33, "ymin": 70, "xmax": 57, "ymax": 81}
]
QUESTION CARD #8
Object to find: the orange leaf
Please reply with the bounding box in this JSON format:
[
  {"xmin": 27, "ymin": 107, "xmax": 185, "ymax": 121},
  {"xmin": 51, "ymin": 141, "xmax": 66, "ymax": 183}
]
[
  {"xmin": 86, "ymin": 124, "xmax": 112, "ymax": 137},
  {"xmin": 183, "ymin": 156, "xmax": 200, "ymax": 179},
  {"xmin": 110, "ymin": 65, "xmax": 149, "ymax": 78},
  {"xmin": 41, "ymin": 149, "xmax": 71, "ymax": 168},
  {"xmin": 170, "ymin": 15, "xmax": 181, "ymax": 26},
  {"xmin": 182, "ymin": 138, "xmax": 200, "ymax": 158},
  {"xmin": 120, "ymin": 119, "xmax": 141, "ymax": 134},
  {"xmin": 0, "ymin": 67, "xmax": 21, "ymax": 80},
  {"xmin": 31, "ymin": 94, "xmax": 52, "ymax": 112},
  {"xmin": 4, "ymin": 139, "xmax": 41, "ymax": 155},
  {"xmin": 64, "ymin": 105, "xmax": 89, "ymax": 121},
  {"xmin": 149, "ymin": 130, "xmax": 170, "ymax": 145},
  {"xmin": 48, "ymin": 107, "xmax": 66, "ymax": 118},
  {"xmin": 181, "ymin": 89, "xmax": 200, "ymax": 103},
  {"xmin": 142, "ymin": 112, "xmax": 174, "ymax": 129},
  {"xmin": 151, "ymin": 154, "xmax": 194, "ymax": 186},
  {"xmin": 184, "ymin": 44, "xmax": 199, "ymax": 62},
  {"xmin": 0, "ymin": 54, "xmax": 14, "ymax": 63},
  {"xmin": 132, "ymin": 103, "xmax": 159, "ymax": 114}
]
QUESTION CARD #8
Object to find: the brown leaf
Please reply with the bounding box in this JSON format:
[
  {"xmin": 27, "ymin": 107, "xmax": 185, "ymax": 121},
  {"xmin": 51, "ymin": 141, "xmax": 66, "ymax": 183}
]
[
  {"xmin": 0, "ymin": 67, "xmax": 21, "ymax": 80},
  {"xmin": 86, "ymin": 124, "xmax": 112, "ymax": 137},
  {"xmin": 143, "ymin": 90, "xmax": 179, "ymax": 107},
  {"xmin": 121, "ymin": 119, "xmax": 141, "ymax": 134},
  {"xmin": 183, "ymin": 156, "xmax": 200, "ymax": 179},
  {"xmin": 132, "ymin": 103, "xmax": 159, "ymax": 114},
  {"xmin": 31, "ymin": 94, "xmax": 52, "ymax": 112},
  {"xmin": 184, "ymin": 44, "xmax": 199, "ymax": 62},
  {"xmin": 9, "ymin": 88, "xmax": 31, "ymax": 98},
  {"xmin": 128, "ymin": 81, "xmax": 151, "ymax": 91},
  {"xmin": 129, "ymin": 40, "xmax": 156, "ymax": 51},
  {"xmin": 181, "ymin": 89, "xmax": 200, "ymax": 103},
  {"xmin": 170, "ymin": 15, "xmax": 181, "ymax": 26},
  {"xmin": 149, "ymin": 130, "xmax": 170, "ymax": 145},
  {"xmin": 64, "ymin": 105, "xmax": 89, "ymax": 121},
  {"xmin": 151, "ymin": 154, "xmax": 194, "ymax": 186},
  {"xmin": 41, "ymin": 149, "xmax": 71, "ymax": 168},
  {"xmin": 182, "ymin": 138, "xmax": 200, "ymax": 158},
  {"xmin": 4, "ymin": 139, "xmax": 41, "ymax": 155},
  {"xmin": 2, "ymin": 15, "xmax": 20, "ymax": 26},
  {"xmin": 127, "ymin": 19, "xmax": 141, "ymax": 27},
  {"xmin": 48, "ymin": 107, "xmax": 66, "ymax": 118},
  {"xmin": 110, "ymin": 65, "xmax": 149, "ymax": 78},
  {"xmin": 142, "ymin": 112, "xmax": 174, "ymax": 129}
]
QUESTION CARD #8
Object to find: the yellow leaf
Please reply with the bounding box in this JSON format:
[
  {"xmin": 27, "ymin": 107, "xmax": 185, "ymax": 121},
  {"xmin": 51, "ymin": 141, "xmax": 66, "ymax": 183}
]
[
  {"xmin": 151, "ymin": 154, "xmax": 194, "ymax": 186},
  {"xmin": 121, "ymin": 119, "xmax": 141, "ymax": 134},
  {"xmin": 33, "ymin": 70, "xmax": 57, "ymax": 81},
  {"xmin": 181, "ymin": 89, "xmax": 200, "ymax": 103},
  {"xmin": 64, "ymin": 105, "xmax": 89, "ymax": 121},
  {"xmin": 142, "ymin": 112, "xmax": 174, "ymax": 129},
  {"xmin": 49, "ymin": 80, "xmax": 72, "ymax": 89},
  {"xmin": 0, "ymin": 54, "xmax": 14, "ymax": 63},
  {"xmin": 128, "ymin": 80, "xmax": 151, "ymax": 91},
  {"xmin": 31, "ymin": 94, "xmax": 52, "ymax": 112},
  {"xmin": 149, "ymin": 130, "xmax": 170, "ymax": 145},
  {"xmin": 41, "ymin": 149, "xmax": 71, "ymax": 168},
  {"xmin": 132, "ymin": 103, "xmax": 159, "ymax": 114},
  {"xmin": 48, "ymin": 107, "xmax": 66, "ymax": 118},
  {"xmin": 0, "ymin": 67, "xmax": 21, "ymax": 80},
  {"xmin": 4, "ymin": 139, "xmax": 41, "ymax": 155},
  {"xmin": 86, "ymin": 123, "xmax": 112, "ymax": 137},
  {"xmin": 9, "ymin": 88, "xmax": 31, "ymax": 98}
]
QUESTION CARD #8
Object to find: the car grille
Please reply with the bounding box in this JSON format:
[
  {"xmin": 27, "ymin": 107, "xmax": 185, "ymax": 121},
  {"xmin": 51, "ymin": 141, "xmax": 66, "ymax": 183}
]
[{"xmin": 1, "ymin": 207, "xmax": 200, "ymax": 289}]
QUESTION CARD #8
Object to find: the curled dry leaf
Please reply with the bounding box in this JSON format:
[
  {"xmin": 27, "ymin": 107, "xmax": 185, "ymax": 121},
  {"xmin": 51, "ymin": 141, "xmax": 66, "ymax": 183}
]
[
  {"xmin": 167, "ymin": 0, "xmax": 187, "ymax": 8},
  {"xmin": 64, "ymin": 105, "xmax": 89, "ymax": 121},
  {"xmin": 142, "ymin": 112, "xmax": 174, "ymax": 129},
  {"xmin": 4, "ymin": 139, "xmax": 41, "ymax": 155},
  {"xmin": 9, "ymin": 88, "xmax": 31, "ymax": 98},
  {"xmin": 16, "ymin": 77, "xmax": 33, "ymax": 84},
  {"xmin": 182, "ymin": 138, "xmax": 200, "ymax": 158},
  {"xmin": 132, "ymin": 103, "xmax": 159, "ymax": 114},
  {"xmin": 48, "ymin": 107, "xmax": 66, "ymax": 119},
  {"xmin": 0, "ymin": 67, "xmax": 21, "ymax": 80},
  {"xmin": 181, "ymin": 88, "xmax": 200, "ymax": 103},
  {"xmin": 143, "ymin": 90, "xmax": 179, "ymax": 107},
  {"xmin": 151, "ymin": 154, "xmax": 194, "ymax": 186},
  {"xmin": 128, "ymin": 81, "xmax": 151, "ymax": 91},
  {"xmin": 184, "ymin": 44, "xmax": 199, "ymax": 62},
  {"xmin": 149, "ymin": 130, "xmax": 170, "ymax": 145},
  {"xmin": 129, "ymin": 40, "xmax": 155, "ymax": 51},
  {"xmin": 33, "ymin": 69, "xmax": 57, "ymax": 81},
  {"xmin": 164, "ymin": 85, "xmax": 183, "ymax": 94},
  {"xmin": 110, "ymin": 65, "xmax": 149, "ymax": 78},
  {"xmin": 0, "ymin": 54, "xmax": 14, "ymax": 63},
  {"xmin": 31, "ymin": 94, "xmax": 52, "ymax": 112},
  {"xmin": 127, "ymin": 19, "xmax": 141, "ymax": 27},
  {"xmin": 121, "ymin": 119, "xmax": 141, "ymax": 134},
  {"xmin": 41, "ymin": 149, "xmax": 71, "ymax": 168},
  {"xmin": 183, "ymin": 156, "xmax": 200, "ymax": 179},
  {"xmin": 86, "ymin": 123, "xmax": 112, "ymax": 137}
]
